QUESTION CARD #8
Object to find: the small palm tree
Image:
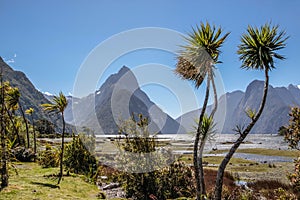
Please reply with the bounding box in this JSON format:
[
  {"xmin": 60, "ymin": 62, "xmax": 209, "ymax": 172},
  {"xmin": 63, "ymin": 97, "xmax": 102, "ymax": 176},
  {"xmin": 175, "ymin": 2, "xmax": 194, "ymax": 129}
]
[
  {"xmin": 175, "ymin": 22, "xmax": 229, "ymax": 199},
  {"xmin": 25, "ymin": 108, "xmax": 36, "ymax": 161},
  {"xmin": 3, "ymin": 83, "xmax": 21, "ymax": 144},
  {"xmin": 41, "ymin": 92, "xmax": 68, "ymax": 184},
  {"xmin": 214, "ymin": 23, "xmax": 288, "ymax": 199},
  {"xmin": 6, "ymin": 87, "xmax": 29, "ymax": 148},
  {"xmin": 194, "ymin": 114, "xmax": 217, "ymax": 159}
]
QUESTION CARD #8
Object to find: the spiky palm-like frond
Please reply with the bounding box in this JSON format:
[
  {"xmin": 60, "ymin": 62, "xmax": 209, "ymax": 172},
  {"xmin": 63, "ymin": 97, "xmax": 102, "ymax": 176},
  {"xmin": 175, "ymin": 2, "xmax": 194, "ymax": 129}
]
[
  {"xmin": 175, "ymin": 22, "xmax": 230, "ymax": 88},
  {"xmin": 200, "ymin": 115, "xmax": 217, "ymax": 142},
  {"xmin": 5, "ymin": 85, "xmax": 20, "ymax": 110},
  {"xmin": 245, "ymin": 108, "xmax": 256, "ymax": 120},
  {"xmin": 237, "ymin": 23, "xmax": 288, "ymax": 71},
  {"xmin": 193, "ymin": 115, "xmax": 217, "ymax": 142},
  {"xmin": 41, "ymin": 92, "xmax": 67, "ymax": 115},
  {"xmin": 25, "ymin": 107, "xmax": 34, "ymax": 115}
]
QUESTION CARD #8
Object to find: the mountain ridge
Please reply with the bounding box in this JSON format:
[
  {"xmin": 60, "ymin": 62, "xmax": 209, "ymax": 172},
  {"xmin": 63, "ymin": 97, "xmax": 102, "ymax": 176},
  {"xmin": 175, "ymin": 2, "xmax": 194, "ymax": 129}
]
[
  {"xmin": 2, "ymin": 56, "xmax": 299, "ymax": 135},
  {"xmin": 66, "ymin": 66, "xmax": 186, "ymax": 134},
  {"xmin": 177, "ymin": 80, "xmax": 300, "ymax": 134},
  {"xmin": 0, "ymin": 57, "xmax": 74, "ymax": 133}
]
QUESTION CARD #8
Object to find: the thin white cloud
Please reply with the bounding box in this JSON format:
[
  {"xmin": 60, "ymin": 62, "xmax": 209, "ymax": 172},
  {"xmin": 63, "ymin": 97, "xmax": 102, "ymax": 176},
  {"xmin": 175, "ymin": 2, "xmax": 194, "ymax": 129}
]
[{"xmin": 14, "ymin": 53, "xmax": 17, "ymax": 58}]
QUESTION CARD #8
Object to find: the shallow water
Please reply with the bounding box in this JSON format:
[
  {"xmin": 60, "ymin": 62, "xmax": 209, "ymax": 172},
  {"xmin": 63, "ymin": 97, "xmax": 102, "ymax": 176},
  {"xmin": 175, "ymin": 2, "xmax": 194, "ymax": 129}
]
[
  {"xmin": 204, "ymin": 153, "xmax": 293, "ymax": 163},
  {"xmin": 94, "ymin": 134, "xmax": 292, "ymax": 163}
]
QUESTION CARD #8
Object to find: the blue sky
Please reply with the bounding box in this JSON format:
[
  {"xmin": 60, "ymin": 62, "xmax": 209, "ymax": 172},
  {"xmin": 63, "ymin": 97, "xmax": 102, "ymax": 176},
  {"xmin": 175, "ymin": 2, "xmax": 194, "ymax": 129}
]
[{"xmin": 0, "ymin": 0, "xmax": 299, "ymax": 118}]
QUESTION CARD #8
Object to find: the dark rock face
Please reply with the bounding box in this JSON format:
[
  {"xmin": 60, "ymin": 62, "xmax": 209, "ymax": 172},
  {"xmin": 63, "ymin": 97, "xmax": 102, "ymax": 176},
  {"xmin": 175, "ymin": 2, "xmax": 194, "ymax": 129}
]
[{"xmin": 0, "ymin": 57, "xmax": 73, "ymax": 133}]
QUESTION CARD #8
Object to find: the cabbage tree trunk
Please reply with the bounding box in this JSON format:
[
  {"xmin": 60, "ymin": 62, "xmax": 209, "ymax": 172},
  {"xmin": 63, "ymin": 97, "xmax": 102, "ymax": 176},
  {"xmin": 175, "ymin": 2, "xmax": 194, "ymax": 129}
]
[
  {"xmin": 194, "ymin": 77, "xmax": 210, "ymax": 199},
  {"xmin": 213, "ymin": 69, "xmax": 269, "ymax": 199},
  {"xmin": 57, "ymin": 112, "xmax": 65, "ymax": 185}
]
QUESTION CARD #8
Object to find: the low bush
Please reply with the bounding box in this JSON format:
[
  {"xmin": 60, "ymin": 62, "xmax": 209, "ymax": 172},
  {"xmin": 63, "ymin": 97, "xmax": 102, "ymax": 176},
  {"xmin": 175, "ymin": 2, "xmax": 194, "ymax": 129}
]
[
  {"xmin": 97, "ymin": 164, "xmax": 121, "ymax": 183},
  {"xmin": 38, "ymin": 144, "xmax": 59, "ymax": 168},
  {"xmin": 115, "ymin": 114, "xmax": 212, "ymax": 199},
  {"xmin": 63, "ymin": 134, "xmax": 97, "ymax": 181},
  {"xmin": 157, "ymin": 161, "xmax": 195, "ymax": 199}
]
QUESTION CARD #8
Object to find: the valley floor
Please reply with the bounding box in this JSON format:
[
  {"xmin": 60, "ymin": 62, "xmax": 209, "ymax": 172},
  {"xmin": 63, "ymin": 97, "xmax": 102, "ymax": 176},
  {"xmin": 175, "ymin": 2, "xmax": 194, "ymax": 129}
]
[
  {"xmin": 1, "ymin": 147, "xmax": 298, "ymax": 199},
  {"xmin": 2, "ymin": 133, "xmax": 299, "ymax": 199}
]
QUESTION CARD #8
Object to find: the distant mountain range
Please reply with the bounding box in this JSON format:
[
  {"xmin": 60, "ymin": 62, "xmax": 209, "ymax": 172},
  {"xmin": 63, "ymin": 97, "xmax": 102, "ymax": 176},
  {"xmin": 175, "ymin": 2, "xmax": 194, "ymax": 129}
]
[
  {"xmin": 177, "ymin": 80, "xmax": 300, "ymax": 134},
  {"xmin": 2, "ymin": 56, "xmax": 299, "ymax": 134},
  {"xmin": 56, "ymin": 66, "xmax": 186, "ymax": 134}
]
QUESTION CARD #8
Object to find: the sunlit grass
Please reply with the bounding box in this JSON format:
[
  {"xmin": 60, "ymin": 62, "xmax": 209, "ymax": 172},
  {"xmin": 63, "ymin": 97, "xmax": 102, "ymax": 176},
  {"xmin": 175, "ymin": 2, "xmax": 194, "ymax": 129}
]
[
  {"xmin": 178, "ymin": 153, "xmax": 293, "ymax": 175},
  {"xmin": 0, "ymin": 162, "xmax": 99, "ymax": 200}
]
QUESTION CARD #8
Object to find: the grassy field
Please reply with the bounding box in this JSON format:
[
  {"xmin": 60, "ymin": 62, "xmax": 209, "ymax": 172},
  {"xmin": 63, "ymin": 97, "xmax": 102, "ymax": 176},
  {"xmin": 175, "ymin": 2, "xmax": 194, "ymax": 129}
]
[{"xmin": 0, "ymin": 162, "xmax": 100, "ymax": 200}]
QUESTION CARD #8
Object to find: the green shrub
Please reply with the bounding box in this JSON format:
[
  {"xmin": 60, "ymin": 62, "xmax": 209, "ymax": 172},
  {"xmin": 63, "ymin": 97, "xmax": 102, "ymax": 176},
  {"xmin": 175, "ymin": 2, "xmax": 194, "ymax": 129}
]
[
  {"xmin": 115, "ymin": 114, "xmax": 195, "ymax": 200},
  {"xmin": 274, "ymin": 188, "xmax": 297, "ymax": 200},
  {"xmin": 284, "ymin": 107, "xmax": 300, "ymax": 192},
  {"xmin": 97, "ymin": 164, "xmax": 120, "ymax": 183},
  {"xmin": 77, "ymin": 132, "xmax": 96, "ymax": 153},
  {"xmin": 116, "ymin": 114, "xmax": 160, "ymax": 200},
  {"xmin": 287, "ymin": 157, "xmax": 300, "ymax": 192},
  {"xmin": 63, "ymin": 134, "xmax": 97, "ymax": 179},
  {"xmin": 38, "ymin": 144, "xmax": 59, "ymax": 168},
  {"xmin": 157, "ymin": 161, "xmax": 195, "ymax": 199}
]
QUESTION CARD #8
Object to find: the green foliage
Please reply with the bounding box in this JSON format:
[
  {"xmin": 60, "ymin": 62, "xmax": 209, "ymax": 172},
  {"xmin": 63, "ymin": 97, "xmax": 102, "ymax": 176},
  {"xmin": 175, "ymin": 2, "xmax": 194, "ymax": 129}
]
[
  {"xmin": 41, "ymin": 91, "xmax": 68, "ymax": 185},
  {"xmin": 175, "ymin": 22, "xmax": 230, "ymax": 88},
  {"xmin": 119, "ymin": 161, "xmax": 196, "ymax": 200},
  {"xmin": 1, "ymin": 80, "xmax": 25, "ymax": 189},
  {"xmin": 35, "ymin": 119, "xmax": 56, "ymax": 136},
  {"xmin": 237, "ymin": 23, "xmax": 288, "ymax": 71},
  {"xmin": 38, "ymin": 144, "xmax": 59, "ymax": 168},
  {"xmin": 283, "ymin": 107, "xmax": 300, "ymax": 193},
  {"xmin": 245, "ymin": 108, "xmax": 256, "ymax": 120},
  {"xmin": 115, "ymin": 114, "xmax": 166, "ymax": 173},
  {"xmin": 63, "ymin": 134, "xmax": 97, "ymax": 178},
  {"xmin": 284, "ymin": 107, "xmax": 300, "ymax": 150},
  {"xmin": 41, "ymin": 92, "xmax": 68, "ymax": 114},
  {"xmin": 115, "ymin": 114, "xmax": 195, "ymax": 200},
  {"xmin": 0, "ymin": 81, "xmax": 26, "ymax": 146},
  {"xmin": 97, "ymin": 164, "xmax": 120, "ymax": 183},
  {"xmin": 115, "ymin": 114, "xmax": 160, "ymax": 199},
  {"xmin": 278, "ymin": 126, "xmax": 288, "ymax": 136},
  {"xmin": 287, "ymin": 157, "xmax": 300, "ymax": 192},
  {"xmin": 77, "ymin": 132, "xmax": 96, "ymax": 153},
  {"xmin": 273, "ymin": 188, "xmax": 297, "ymax": 200},
  {"xmin": 121, "ymin": 171, "xmax": 157, "ymax": 200},
  {"xmin": 157, "ymin": 161, "xmax": 195, "ymax": 199},
  {"xmin": 198, "ymin": 114, "xmax": 217, "ymax": 142}
]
